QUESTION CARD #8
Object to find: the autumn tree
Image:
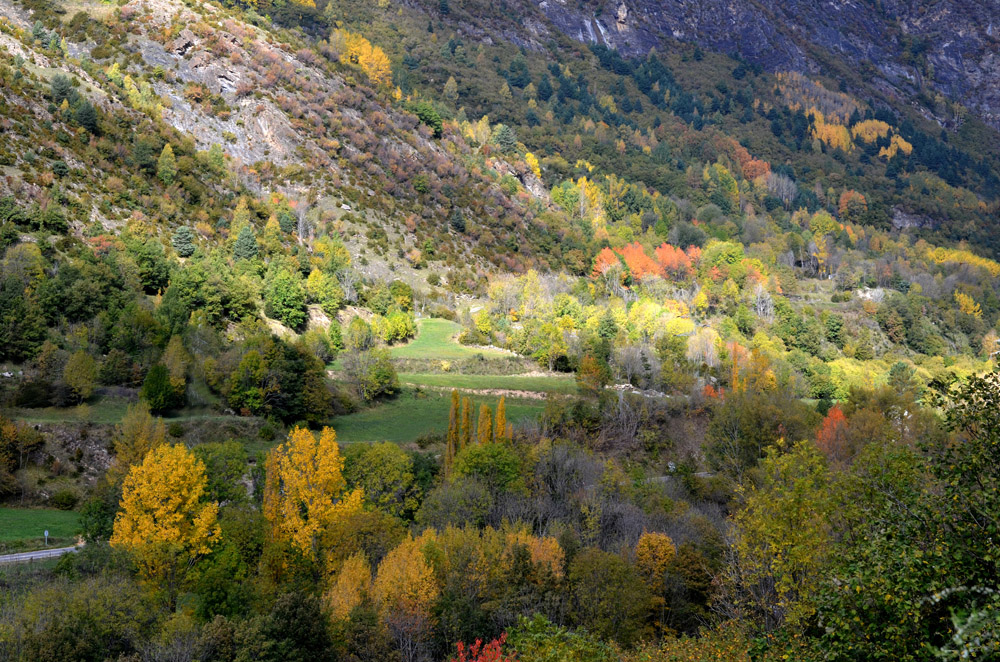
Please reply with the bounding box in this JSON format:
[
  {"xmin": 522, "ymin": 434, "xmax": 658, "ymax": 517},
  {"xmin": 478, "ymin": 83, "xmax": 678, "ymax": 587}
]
[
  {"xmin": 619, "ymin": 242, "xmax": 660, "ymax": 281},
  {"xmin": 161, "ymin": 335, "xmax": 190, "ymax": 398},
  {"xmin": 495, "ymin": 395, "xmax": 508, "ymax": 441},
  {"xmin": 446, "ymin": 389, "xmax": 460, "ymax": 477},
  {"xmin": 326, "ymin": 551, "xmax": 372, "ymax": 621},
  {"xmin": 477, "ymin": 403, "xmax": 493, "ymax": 445},
  {"xmin": 655, "ymin": 243, "xmax": 693, "ymax": 279},
  {"xmin": 815, "ymin": 404, "xmax": 851, "ymax": 465},
  {"xmin": 333, "ymin": 30, "xmax": 392, "ymax": 88},
  {"xmin": 263, "ymin": 427, "xmax": 363, "ymax": 561},
  {"xmin": 373, "ymin": 534, "xmax": 439, "ymax": 662},
  {"xmin": 110, "ymin": 443, "xmax": 220, "ymax": 608},
  {"xmin": 837, "ymin": 190, "xmax": 867, "ymax": 225},
  {"xmin": 636, "ymin": 531, "xmax": 677, "ymax": 630},
  {"xmin": 460, "ymin": 396, "xmax": 472, "ymax": 449}
]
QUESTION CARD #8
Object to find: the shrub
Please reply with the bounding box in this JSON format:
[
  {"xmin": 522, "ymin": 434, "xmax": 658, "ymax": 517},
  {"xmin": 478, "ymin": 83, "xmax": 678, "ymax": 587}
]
[{"xmin": 50, "ymin": 489, "xmax": 79, "ymax": 511}]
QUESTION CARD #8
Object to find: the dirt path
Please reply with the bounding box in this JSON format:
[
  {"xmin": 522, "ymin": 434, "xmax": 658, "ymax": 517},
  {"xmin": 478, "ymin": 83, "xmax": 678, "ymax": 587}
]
[{"xmin": 400, "ymin": 382, "xmax": 562, "ymax": 401}]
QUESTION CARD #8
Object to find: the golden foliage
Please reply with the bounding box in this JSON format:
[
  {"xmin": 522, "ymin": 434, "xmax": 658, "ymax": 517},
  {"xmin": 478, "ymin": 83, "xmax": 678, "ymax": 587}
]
[
  {"xmin": 879, "ymin": 134, "xmax": 913, "ymax": 159},
  {"xmin": 774, "ymin": 72, "xmax": 860, "ymax": 124},
  {"xmin": 955, "ymin": 291, "xmax": 983, "ymax": 319},
  {"xmin": 524, "ymin": 152, "xmax": 541, "ymax": 178},
  {"xmin": 326, "ymin": 552, "xmax": 372, "ymax": 621},
  {"xmin": 332, "ymin": 29, "xmax": 393, "ymax": 88},
  {"xmin": 808, "ymin": 109, "xmax": 852, "ymax": 152},
  {"xmin": 110, "ymin": 444, "xmax": 220, "ymax": 590},
  {"xmin": 477, "ymin": 403, "xmax": 493, "ymax": 445},
  {"xmin": 495, "ymin": 395, "xmax": 508, "ymax": 442},
  {"xmin": 263, "ymin": 426, "xmax": 363, "ymax": 560},
  {"xmin": 850, "ymin": 119, "xmax": 891, "ymax": 143},
  {"xmin": 506, "ymin": 529, "xmax": 565, "ymax": 578},
  {"xmin": 373, "ymin": 535, "xmax": 439, "ymax": 620},
  {"xmin": 926, "ymin": 246, "xmax": 1000, "ymax": 277},
  {"xmin": 636, "ymin": 531, "xmax": 676, "ymax": 593}
]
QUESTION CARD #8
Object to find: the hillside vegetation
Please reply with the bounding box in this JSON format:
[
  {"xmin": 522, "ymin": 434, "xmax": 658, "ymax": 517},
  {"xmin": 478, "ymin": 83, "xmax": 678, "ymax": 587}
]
[{"xmin": 1, "ymin": 0, "xmax": 999, "ymax": 659}]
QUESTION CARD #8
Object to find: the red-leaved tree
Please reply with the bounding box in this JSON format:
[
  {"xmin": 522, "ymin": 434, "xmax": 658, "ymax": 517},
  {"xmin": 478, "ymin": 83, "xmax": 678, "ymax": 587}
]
[{"xmin": 450, "ymin": 633, "xmax": 516, "ymax": 662}]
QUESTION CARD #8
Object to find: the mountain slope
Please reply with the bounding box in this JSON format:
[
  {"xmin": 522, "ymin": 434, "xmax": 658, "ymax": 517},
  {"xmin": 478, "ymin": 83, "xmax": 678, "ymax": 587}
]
[{"xmin": 512, "ymin": 0, "xmax": 1000, "ymax": 132}]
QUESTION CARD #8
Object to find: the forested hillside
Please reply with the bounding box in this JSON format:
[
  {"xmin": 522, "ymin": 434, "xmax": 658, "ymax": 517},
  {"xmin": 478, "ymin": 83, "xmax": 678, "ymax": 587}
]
[{"xmin": 1, "ymin": 0, "xmax": 999, "ymax": 659}]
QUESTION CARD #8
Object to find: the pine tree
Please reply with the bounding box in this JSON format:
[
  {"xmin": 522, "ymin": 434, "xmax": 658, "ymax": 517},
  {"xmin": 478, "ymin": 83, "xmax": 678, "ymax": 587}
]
[
  {"xmin": 171, "ymin": 226, "xmax": 196, "ymax": 257},
  {"xmin": 50, "ymin": 74, "xmax": 73, "ymax": 104},
  {"xmin": 157, "ymin": 144, "xmax": 177, "ymax": 185},
  {"xmin": 460, "ymin": 396, "xmax": 472, "ymax": 449},
  {"xmin": 74, "ymin": 101, "xmax": 99, "ymax": 135},
  {"xmin": 233, "ymin": 225, "xmax": 258, "ymax": 260},
  {"xmin": 495, "ymin": 395, "xmax": 507, "ymax": 441},
  {"xmin": 491, "ymin": 123, "xmax": 516, "ymax": 151},
  {"xmin": 477, "ymin": 404, "xmax": 493, "ymax": 445}
]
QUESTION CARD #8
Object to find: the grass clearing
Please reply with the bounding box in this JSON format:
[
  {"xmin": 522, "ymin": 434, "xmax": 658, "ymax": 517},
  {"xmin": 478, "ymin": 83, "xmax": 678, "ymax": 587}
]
[
  {"xmin": 389, "ymin": 318, "xmax": 510, "ymax": 361},
  {"xmin": 0, "ymin": 508, "xmax": 80, "ymax": 553},
  {"xmin": 332, "ymin": 388, "xmax": 547, "ymax": 444},
  {"xmin": 10, "ymin": 396, "xmax": 131, "ymax": 424},
  {"xmin": 10, "ymin": 396, "xmax": 241, "ymax": 426},
  {"xmin": 400, "ymin": 372, "xmax": 577, "ymax": 395}
]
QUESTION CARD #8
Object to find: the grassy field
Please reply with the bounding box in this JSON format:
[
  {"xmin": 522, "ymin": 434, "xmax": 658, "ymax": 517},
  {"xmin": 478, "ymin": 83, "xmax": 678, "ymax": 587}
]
[
  {"xmin": 389, "ymin": 318, "xmax": 510, "ymax": 360},
  {"xmin": 332, "ymin": 388, "xmax": 547, "ymax": 444},
  {"xmin": 400, "ymin": 372, "xmax": 578, "ymax": 394},
  {"xmin": 11, "ymin": 396, "xmax": 241, "ymax": 426},
  {"xmin": 0, "ymin": 508, "xmax": 80, "ymax": 553}
]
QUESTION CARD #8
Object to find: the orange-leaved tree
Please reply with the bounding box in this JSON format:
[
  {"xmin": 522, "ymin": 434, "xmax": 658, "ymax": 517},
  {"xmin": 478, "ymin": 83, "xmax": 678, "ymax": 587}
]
[
  {"xmin": 263, "ymin": 426, "xmax": 363, "ymax": 561},
  {"xmin": 619, "ymin": 242, "xmax": 660, "ymax": 281},
  {"xmin": 110, "ymin": 443, "xmax": 220, "ymax": 608},
  {"xmin": 655, "ymin": 242, "xmax": 693, "ymax": 279}
]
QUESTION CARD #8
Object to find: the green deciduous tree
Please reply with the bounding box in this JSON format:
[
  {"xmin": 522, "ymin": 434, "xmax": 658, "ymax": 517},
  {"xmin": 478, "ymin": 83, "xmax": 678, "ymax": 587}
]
[
  {"xmin": 63, "ymin": 350, "xmax": 97, "ymax": 403},
  {"xmin": 263, "ymin": 262, "xmax": 307, "ymax": 330},
  {"xmin": 157, "ymin": 144, "xmax": 177, "ymax": 185}
]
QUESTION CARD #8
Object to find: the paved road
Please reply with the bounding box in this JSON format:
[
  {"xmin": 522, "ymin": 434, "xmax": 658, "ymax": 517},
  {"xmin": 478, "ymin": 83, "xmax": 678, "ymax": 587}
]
[{"xmin": 0, "ymin": 545, "xmax": 81, "ymax": 564}]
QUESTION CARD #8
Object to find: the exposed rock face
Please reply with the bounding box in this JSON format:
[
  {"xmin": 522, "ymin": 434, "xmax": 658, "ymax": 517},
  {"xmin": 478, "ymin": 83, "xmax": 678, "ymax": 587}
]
[
  {"xmin": 891, "ymin": 206, "xmax": 937, "ymax": 231},
  {"xmin": 530, "ymin": 0, "xmax": 1000, "ymax": 130}
]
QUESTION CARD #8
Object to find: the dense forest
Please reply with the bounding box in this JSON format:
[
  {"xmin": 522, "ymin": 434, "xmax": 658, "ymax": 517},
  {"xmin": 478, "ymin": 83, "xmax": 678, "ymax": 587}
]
[{"xmin": 1, "ymin": 0, "xmax": 999, "ymax": 659}]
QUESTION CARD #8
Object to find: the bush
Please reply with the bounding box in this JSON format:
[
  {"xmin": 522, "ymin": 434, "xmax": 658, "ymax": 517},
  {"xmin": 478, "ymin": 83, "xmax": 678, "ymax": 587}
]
[{"xmin": 50, "ymin": 489, "xmax": 79, "ymax": 510}]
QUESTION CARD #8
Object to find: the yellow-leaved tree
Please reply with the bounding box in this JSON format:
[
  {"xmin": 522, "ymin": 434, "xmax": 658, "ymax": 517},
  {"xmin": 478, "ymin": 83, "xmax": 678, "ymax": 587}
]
[
  {"xmin": 263, "ymin": 426, "xmax": 363, "ymax": 560},
  {"xmin": 326, "ymin": 551, "xmax": 372, "ymax": 621},
  {"xmin": 333, "ymin": 30, "xmax": 392, "ymax": 88},
  {"xmin": 110, "ymin": 443, "xmax": 220, "ymax": 608},
  {"xmin": 495, "ymin": 395, "xmax": 508, "ymax": 441},
  {"xmin": 373, "ymin": 534, "xmax": 439, "ymax": 660},
  {"xmin": 477, "ymin": 403, "xmax": 493, "ymax": 445}
]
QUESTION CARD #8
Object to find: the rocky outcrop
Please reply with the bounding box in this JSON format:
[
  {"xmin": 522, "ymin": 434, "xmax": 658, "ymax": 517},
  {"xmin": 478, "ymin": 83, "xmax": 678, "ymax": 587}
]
[{"xmin": 528, "ymin": 0, "xmax": 1000, "ymax": 130}]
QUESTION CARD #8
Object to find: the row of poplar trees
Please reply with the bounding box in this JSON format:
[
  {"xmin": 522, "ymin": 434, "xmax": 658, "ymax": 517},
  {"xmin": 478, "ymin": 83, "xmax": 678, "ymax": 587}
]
[{"xmin": 443, "ymin": 389, "xmax": 508, "ymax": 477}]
